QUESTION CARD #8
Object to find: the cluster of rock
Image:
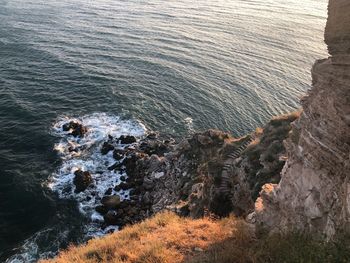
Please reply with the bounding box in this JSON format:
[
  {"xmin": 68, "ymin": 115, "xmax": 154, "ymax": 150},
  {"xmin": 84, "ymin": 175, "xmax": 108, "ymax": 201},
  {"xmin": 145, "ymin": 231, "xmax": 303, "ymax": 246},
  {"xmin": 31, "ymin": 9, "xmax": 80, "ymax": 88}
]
[
  {"xmin": 62, "ymin": 121, "xmax": 87, "ymax": 137},
  {"xmin": 253, "ymin": 0, "xmax": 350, "ymax": 238},
  {"xmin": 62, "ymin": 111, "xmax": 299, "ymax": 230}
]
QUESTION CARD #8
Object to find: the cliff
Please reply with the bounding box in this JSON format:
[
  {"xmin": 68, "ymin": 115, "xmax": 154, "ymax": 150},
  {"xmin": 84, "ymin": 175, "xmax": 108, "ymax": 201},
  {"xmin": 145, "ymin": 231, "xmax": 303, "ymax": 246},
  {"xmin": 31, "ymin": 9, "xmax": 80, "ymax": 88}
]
[
  {"xmin": 39, "ymin": 1, "xmax": 350, "ymax": 261},
  {"xmin": 253, "ymin": 0, "xmax": 350, "ymax": 237}
]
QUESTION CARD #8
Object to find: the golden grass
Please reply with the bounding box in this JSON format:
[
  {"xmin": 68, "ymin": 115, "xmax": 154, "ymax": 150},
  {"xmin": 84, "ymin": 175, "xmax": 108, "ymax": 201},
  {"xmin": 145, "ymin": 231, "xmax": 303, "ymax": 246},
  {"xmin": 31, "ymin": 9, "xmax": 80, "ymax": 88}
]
[
  {"xmin": 41, "ymin": 212, "xmax": 247, "ymax": 263},
  {"xmin": 41, "ymin": 210, "xmax": 350, "ymax": 263}
]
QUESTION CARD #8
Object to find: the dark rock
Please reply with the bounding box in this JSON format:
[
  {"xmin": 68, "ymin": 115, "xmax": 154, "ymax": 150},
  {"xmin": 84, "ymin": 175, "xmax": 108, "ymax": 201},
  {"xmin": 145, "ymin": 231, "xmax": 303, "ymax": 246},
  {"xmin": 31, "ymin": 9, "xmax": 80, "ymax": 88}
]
[
  {"xmin": 134, "ymin": 178, "xmax": 144, "ymax": 186},
  {"xmin": 120, "ymin": 176, "xmax": 126, "ymax": 182},
  {"xmin": 62, "ymin": 123, "xmax": 70, "ymax": 131},
  {"xmin": 142, "ymin": 191, "xmax": 152, "ymax": 205},
  {"xmin": 101, "ymin": 142, "xmax": 114, "ymax": 155},
  {"xmin": 143, "ymin": 177, "xmax": 154, "ymax": 190},
  {"xmin": 127, "ymin": 206, "xmax": 139, "ymax": 216},
  {"xmin": 197, "ymin": 135, "xmax": 213, "ymax": 146},
  {"xmin": 118, "ymin": 201, "xmax": 128, "ymax": 209},
  {"xmin": 130, "ymin": 188, "xmax": 141, "ymax": 196},
  {"xmin": 104, "ymin": 210, "xmax": 118, "ymax": 225},
  {"xmin": 209, "ymin": 194, "xmax": 233, "ymax": 218},
  {"xmin": 114, "ymin": 185, "xmax": 121, "ymax": 192},
  {"xmin": 140, "ymin": 141, "xmax": 169, "ymax": 156},
  {"xmin": 147, "ymin": 132, "xmax": 158, "ymax": 140},
  {"xmin": 130, "ymin": 195, "xmax": 139, "ymax": 201},
  {"xmin": 104, "ymin": 188, "xmax": 113, "ymax": 195},
  {"xmin": 113, "ymin": 149, "xmax": 125, "ymax": 160},
  {"xmin": 177, "ymin": 202, "xmax": 190, "ymax": 217},
  {"xmin": 123, "ymin": 154, "xmax": 142, "ymax": 177},
  {"xmin": 108, "ymin": 162, "xmax": 122, "ymax": 171},
  {"xmin": 118, "ymin": 135, "xmax": 137, "ymax": 144},
  {"xmin": 117, "ymin": 209, "xmax": 124, "ymax": 216},
  {"xmin": 63, "ymin": 121, "xmax": 87, "ymax": 137},
  {"xmin": 73, "ymin": 170, "xmax": 93, "ymax": 193},
  {"xmin": 101, "ymin": 195, "xmax": 121, "ymax": 209},
  {"xmin": 119, "ymin": 182, "xmax": 130, "ymax": 191},
  {"xmin": 95, "ymin": 205, "xmax": 108, "ymax": 215},
  {"xmin": 148, "ymin": 154, "xmax": 163, "ymax": 173},
  {"xmin": 68, "ymin": 146, "xmax": 77, "ymax": 152}
]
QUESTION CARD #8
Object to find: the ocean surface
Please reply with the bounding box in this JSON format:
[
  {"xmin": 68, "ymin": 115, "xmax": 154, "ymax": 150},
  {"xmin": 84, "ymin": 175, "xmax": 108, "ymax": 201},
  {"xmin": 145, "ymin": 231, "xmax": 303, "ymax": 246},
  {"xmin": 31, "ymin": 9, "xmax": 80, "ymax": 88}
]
[{"xmin": 0, "ymin": 0, "xmax": 327, "ymax": 261}]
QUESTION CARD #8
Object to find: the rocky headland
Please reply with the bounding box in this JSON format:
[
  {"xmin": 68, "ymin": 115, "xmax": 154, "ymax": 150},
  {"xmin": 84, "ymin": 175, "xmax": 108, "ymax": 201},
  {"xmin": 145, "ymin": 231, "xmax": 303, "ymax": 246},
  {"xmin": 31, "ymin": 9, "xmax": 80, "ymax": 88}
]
[
  {"xmin": 55, "ymin": 0, "xmax": 349, "ymax": 239},
  {"xmin": 60, "ymin": 112, "xmax": 299, "ymax": 230},
  {"xmin": 43, "ymin": 0, "xmax": 349, "ymax": 261}
]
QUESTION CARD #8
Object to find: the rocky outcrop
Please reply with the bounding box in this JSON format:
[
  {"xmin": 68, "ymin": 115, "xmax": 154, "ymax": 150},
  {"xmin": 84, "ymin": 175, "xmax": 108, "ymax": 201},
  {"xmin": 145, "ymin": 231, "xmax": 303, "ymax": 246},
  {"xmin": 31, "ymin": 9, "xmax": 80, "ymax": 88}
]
[
  {"xmin": 253, "ymin": 0, "xmax": 350, "ymax": 238},
  {"xmin": 73, "ymin": 170, "xmax": 93, "ymax": 193},
  {"xmin": 62, "ymin": 121, "xmax": 87, "ymax": 137},
  {"xmin": 95, "ymin": 113, "xmax": 297, "ymax": 229},
  {"xmin": 90, "ymin": 109, "xmax": 299, "ymax": 229}
]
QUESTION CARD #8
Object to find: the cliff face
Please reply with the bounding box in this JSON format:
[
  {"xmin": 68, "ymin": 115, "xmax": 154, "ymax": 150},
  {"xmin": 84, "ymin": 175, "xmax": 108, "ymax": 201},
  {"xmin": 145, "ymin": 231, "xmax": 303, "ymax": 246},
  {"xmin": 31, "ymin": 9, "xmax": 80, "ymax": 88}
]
[{"xmin": 254, "ymin": 0, "xmax": 350, "ymax": 237}]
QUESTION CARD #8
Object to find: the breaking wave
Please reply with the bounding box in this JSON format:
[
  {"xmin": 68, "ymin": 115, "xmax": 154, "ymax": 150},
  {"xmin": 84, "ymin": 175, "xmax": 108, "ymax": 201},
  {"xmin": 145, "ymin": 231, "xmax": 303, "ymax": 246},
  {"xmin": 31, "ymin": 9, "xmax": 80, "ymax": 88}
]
[
  {"xmin": 49, "ymin": 113, "xmax": 146, "ymax": 233},
  {"xmin": 6, "ymin": 113, "xmax": 147, "ymax": 263}
]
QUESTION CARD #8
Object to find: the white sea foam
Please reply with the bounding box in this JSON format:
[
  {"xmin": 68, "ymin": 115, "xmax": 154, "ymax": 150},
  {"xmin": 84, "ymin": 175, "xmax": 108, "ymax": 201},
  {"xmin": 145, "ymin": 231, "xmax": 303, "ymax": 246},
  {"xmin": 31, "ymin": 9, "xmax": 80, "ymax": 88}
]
[
  {"xmin": 184, "ymin": 117, "xmax": 194, "ymax": 134},
  {"xmin": 49, "ymin": 113, "xmax": 146, "ymax": 233},
  {"xmin": 6, "ymin": 113, "xmax": 147, "ymax": 263},
  {"xmin": 5, "ymin": 227, "xmax": 69, "ymax": 263}
]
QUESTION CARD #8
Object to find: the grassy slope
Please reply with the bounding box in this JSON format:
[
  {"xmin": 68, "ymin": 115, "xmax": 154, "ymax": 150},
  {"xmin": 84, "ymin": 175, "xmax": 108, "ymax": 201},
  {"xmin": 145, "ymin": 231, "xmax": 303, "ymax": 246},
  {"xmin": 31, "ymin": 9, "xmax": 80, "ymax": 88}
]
[
  {"xmin": 42, "ymin": 212, "xmax": 350, "ymax": 263},
  {"xmin": 41, "ymin": 212, "xmax": 241, "ymax": 263}
]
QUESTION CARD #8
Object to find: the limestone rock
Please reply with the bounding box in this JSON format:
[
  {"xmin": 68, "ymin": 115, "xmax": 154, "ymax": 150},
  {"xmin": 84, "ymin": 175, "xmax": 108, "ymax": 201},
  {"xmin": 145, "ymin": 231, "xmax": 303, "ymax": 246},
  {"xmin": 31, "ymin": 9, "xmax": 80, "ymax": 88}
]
[{"xmin": 254, "ymin": 0, "xmax": 350, "ymax": 238}]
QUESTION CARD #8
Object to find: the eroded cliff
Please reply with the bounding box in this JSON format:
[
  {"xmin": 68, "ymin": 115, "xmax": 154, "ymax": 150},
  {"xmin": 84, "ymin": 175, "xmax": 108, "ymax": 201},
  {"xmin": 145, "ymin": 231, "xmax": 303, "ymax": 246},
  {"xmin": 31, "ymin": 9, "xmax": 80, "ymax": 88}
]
[{"xmin": 253, "ymin": 0, "xmax": 350, "ymax": 237}]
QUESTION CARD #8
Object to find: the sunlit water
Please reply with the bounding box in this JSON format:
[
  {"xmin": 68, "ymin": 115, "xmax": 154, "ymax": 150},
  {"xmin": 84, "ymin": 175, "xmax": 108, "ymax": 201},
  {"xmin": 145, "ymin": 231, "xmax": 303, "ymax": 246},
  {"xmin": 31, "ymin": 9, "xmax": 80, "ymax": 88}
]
[{"xmin": 0, "ymin": 0, "xmax": 327, "ymax": 261}]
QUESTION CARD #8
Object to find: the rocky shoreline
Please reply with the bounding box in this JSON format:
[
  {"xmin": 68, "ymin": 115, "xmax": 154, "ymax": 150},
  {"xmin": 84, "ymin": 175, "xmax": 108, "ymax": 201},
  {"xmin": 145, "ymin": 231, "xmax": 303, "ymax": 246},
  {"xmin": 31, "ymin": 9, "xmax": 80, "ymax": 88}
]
[{"xmin": 61, "ymin": 112, "xmax": 299, "ymax": 230}]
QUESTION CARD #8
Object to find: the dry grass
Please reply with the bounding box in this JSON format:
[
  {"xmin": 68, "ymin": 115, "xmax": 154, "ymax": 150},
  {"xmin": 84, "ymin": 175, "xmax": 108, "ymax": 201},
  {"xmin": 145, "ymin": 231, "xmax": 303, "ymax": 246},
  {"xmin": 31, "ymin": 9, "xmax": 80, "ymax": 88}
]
[
  {"xmin": 41, "ymin": 212, "xmax": 246, "ymax": 263},
  {"xmin": 41, "ymin": 211, "xmax": 350, "ymax": 263}
]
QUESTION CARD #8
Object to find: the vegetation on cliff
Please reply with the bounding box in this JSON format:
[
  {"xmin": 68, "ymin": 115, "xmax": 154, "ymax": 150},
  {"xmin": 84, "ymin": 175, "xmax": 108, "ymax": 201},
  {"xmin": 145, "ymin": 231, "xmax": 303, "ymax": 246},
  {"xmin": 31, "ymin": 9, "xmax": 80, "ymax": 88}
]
[{"xmin": 41, "ymin": 211, "xmax": 350, "ymax": 263}]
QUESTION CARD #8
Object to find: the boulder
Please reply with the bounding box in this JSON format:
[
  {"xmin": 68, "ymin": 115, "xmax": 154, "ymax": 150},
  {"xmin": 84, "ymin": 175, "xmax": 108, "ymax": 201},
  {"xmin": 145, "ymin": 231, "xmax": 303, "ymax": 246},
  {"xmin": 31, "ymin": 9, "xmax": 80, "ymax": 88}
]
[
  {"xmin": 95, "ymin": 205, "xmax": 108, "ymax": 215},
  {"xmin": 73, "ymin": 170, "xmax": 93, "ymax": 193},
  {"xmin": 63, "ymin": 121, "xmax": 87, "ymax": 137},
  {"xmin": 118, "ymin": 135, "xmax": 137, "ymax": 144},
  {"xmin": 103, "ymin": 210, "xmax": 118, "ymax": 225}
]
